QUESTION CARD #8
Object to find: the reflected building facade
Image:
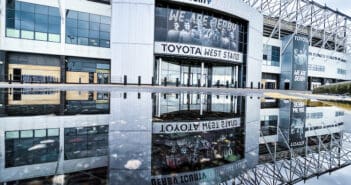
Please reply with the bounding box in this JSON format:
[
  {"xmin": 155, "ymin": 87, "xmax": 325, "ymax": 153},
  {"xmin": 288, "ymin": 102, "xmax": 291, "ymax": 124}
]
[{"xmin": 0, "ymin": 89, "xmax": 351, "ymax": 185}]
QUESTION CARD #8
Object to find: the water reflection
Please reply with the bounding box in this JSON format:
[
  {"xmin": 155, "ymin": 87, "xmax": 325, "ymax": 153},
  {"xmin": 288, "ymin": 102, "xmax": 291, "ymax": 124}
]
[{"xmin": 0, "ymin": 88, "xmax": 350, "ymax": 185}]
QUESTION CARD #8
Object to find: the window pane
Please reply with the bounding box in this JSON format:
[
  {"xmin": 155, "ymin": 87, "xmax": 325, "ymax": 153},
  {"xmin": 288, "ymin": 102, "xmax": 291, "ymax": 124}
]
[
  {"xmin": 6, "ymin": 9, "xmax": 15, "ymax": 19},
  {"xmin": 49, "ymin": 24, "xmax": 60, "ymax": 34},
  {"xmin": 49, "ymin": 16, "xmax": 60, "ymax": 25},
  {"xmin": 99, "ymin": 23, "xmax": 110, "ymax": 32},
  {"xmin": 7, "ymin": 0, "xmax": 16, "ymax": 10},
  {"xmin": 21, "ymin": 2, "xmax": 35, "ymax": 13},
  {"xmin": 49, "ymin": 7, "xmax": 60, "ymax": 16},
  {"xmin": 66, "ymin": 27, "xmax": 78, "ymax": 36},
  {"xmin": 66, "ymin": 18, "xmax": 77, "ymax": 28},
  {"xmin": 6, "ymin": 28, "xmax": 20, "ymax": 37},
  {"xmin": 78, "ymin": 20, "xmax": 89, "ymax": 29},
  {"xmin": 35, "ymin": 4, "xmax": 48, "ymax": 14},
  {"xmin": 20, "ymin": 11, "xmax": 35, "ymax": 30},
  {"xmin": 35, "ymin": 129, "xmax": 46, "ymax": 137},
  {"xmin": 6, "ymin": 131, "xmax": 19, "ymax": 139},
  {"xmin": 66, "ymin": 10, "xmax": 78, "ymax": 19},
  {"xmin": 89, "ymin": 30, "xmax": 99, "ymax": 38},
  {"xmin": 89, "ymin": 38, "xmax": 99, "ymax": 46},
  {"xmin": 35, "ymin": 32, "xmax": 47, "ymax": 41},
  {"xmin": 35, "ymin": 14, "xmax": 48, "ymax": 32},
  {"xmin": 78, "ymin": 29, "xmax": 88, "ymax": 37},
  {"xmin": 100, "ymin": 16, "xmax": 111, "ymax": 24},
  {"xmin": 78, "ymin": 12, "xmax": 89, "ymax": 21},
  {"xmin": 100, "ymin": 39, "xmax": 110, "ymax": 48},
  {"xmin": 66, "ymin": 35, "xmax": 77, "ymax": 44},
  {"xmin": 21, "ymin": 130, "xmax": 33, "ymax": 138},
  {"xmin": 49, "ymin": 33, "xmax": 60, "ymax": 42},
  {"xmin": 100, "ymin": 31, "xmax": 109, "ymax": 40},
  {"xmin": 90, "ymin": 14, "xmax": 100, "ymax": 23},
  {"xmin": 90, "ymin": 22, "xmax": 100, "ymax": 31},
  {"xmin": 48, "ymin": 129, "xmax": 59, "ymax": 136},
  {"xmin": 78, "ymin": 37, "xmax": 88, "ymax": 45},
  {"xmin": 21, "ymin": 30, "xmax": 34, "ymax": 39}
]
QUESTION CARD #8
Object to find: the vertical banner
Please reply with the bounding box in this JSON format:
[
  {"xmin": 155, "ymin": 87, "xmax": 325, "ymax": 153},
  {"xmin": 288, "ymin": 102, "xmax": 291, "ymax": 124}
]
[
  {"xmin": 292, "ymin": 35, "xmax": 309, "ymax": 90},
  {"xmin": 290, "ymin": 101, "xmax": 306, "ymax": 147},
  {"xmin": 281, "ymin": 34, "xmax": 309, "ymax": 91}
]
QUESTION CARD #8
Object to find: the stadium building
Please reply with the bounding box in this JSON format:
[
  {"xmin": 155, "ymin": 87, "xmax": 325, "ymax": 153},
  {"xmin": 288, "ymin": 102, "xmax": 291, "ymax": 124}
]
[{"xmin": 0, "ymin": 0, "xmax": 350, "ymax": 91}]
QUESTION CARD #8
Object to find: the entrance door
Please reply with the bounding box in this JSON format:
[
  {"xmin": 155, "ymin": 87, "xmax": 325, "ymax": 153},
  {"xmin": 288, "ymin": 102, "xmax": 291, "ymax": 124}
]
[
  {"xmin": 284, "ymin": 82, "xmax": 290, "ymax": 90},
  {"xmin": 89, "ymin": 72, "xmax": 94, "ymax": 84},
  {"xmin": 13, "ymin": 68, "xmax": 21, "ymax": 82},
  {"xmin": 182, "ymin": 72, "xmax": 189, "ymax": 86}
]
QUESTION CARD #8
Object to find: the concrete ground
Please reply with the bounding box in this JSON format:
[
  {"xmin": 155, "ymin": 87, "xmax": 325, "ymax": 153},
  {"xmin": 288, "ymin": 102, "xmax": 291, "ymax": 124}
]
[{"xmin": 0, "ymin": 82, "xmax": 349, "ymax": 102}]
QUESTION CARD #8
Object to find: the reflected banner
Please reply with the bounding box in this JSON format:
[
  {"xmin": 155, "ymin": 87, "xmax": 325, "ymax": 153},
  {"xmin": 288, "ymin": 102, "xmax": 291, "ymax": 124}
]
[{"xmin": 155, "ymin": 6, "xmax": 243, "ymax": 62}]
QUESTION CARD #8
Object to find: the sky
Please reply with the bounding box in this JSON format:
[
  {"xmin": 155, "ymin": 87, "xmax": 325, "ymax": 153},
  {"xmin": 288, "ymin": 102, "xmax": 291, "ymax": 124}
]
[{"xmin": 314, "ymin": 0, "xmax": 351, "ymax": 16}]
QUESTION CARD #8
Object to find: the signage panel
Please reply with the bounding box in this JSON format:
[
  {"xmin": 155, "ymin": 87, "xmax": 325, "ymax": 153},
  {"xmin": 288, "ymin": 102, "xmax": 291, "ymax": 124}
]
[{"xmin": 155, "ymin": 42, "xmax": 243, "ymax": 63}]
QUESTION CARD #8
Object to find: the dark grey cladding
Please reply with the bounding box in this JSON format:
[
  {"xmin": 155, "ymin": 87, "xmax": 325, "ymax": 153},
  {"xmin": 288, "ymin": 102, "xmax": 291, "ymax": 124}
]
[{"xmin": 7, "ymin": 52, "xmax": 60, "ymax": 67}]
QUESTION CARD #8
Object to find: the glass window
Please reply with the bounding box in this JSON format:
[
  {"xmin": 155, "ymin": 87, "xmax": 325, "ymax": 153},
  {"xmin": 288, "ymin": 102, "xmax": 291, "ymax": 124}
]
[
  {"xmin": 100, "ymin": 23, "xmax": 110, "ymax": 32},
  {"xmin": 6, "ymin": 28, "xmax": 20, "ymax": 37},
  {"xmin": 49, "ymin": 24, "xmax": 60, "ymax": 34},
  {"xmin": 6, "ymin": 1, "xmax": 61, "ymax": 42},
  {"xmin": 35, "ymin": 129, "xmax": 46, "ymax": 137},
  {"xmin": 21, "ymin": 130, "xmax": 33, "ymax": 138},
  {"xmin": 78, "ymin": 20, "xmax": 89, "ymax": 29},
  {"xmin": 78, "ymin": 37, "xmax": 89, "ymax": 45},
  {"xmin": 35, "ymin": 32, "xmax": 47, "ymax": 41},
  {"xmin": 49, "ymin": 33, "xmax": 60, "ymax": 42},
  {"xmin": 78, "ymin": 12, "xmax": 89, "ymax": 21},
  {"xmin": 90, "ymin": 22, "xmax": 100, "ymax": 31},
  {"xmin": 89, "ymin": 30, "xmax": 99, "ymax": 38},
  {"xmin": 100, "ymin": 16, "xmax": 111, "ymax": 24},
  {"xmin": 66, "ymin": 18, "xmax": 77, "ymax": 28},
  {"xmin": 6, "ymin": 131, "xmax": 19, "ymax": 139},
  {"xmin": 35, "ymin": 4, "xmax": 48, "ymax": 14},
  {"xmin": 78, "ymin": 29, "xmax": 89, "ymax": 37},
  {"xmin": 67, "ymin": 10, "xmax": 78, "ymax": 19},
  {"xmin": 90, "ymin": 14, "xmax": 100, "ymax": 23},
  {"xmin": 21, "ymin": 2, "xmax": 35, "ymax": 13},
  {"xmin": 65, "ymin": 9, "xmax": 110, "ymax": 48},
  {"xmin": 21, "ymin": 30, "xmax": 34, "ymax": 39},
  {"xmin": 49, "ymin": 7, "xmax": 60, "ymax": 16},
  {"xmin": 48, "ymin": 128, "xmax": 59, "ymax": 136}
]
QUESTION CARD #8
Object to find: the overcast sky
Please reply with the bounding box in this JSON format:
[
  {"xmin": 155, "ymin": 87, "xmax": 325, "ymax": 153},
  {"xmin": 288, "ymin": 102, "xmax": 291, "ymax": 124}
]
[{"xmin": 314, "ymin": 0, "xmax": 351, "ymax": 16}]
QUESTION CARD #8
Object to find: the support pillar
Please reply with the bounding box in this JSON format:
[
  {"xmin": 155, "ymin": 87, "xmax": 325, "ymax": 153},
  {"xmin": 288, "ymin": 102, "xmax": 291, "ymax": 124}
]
[
  {"xmin": 157, "ymin": 58, "xmax": 162, "ymax": 86},
  {"xmin": 200, "ymin": 62, "xmax": 204, "ymax": 87}
]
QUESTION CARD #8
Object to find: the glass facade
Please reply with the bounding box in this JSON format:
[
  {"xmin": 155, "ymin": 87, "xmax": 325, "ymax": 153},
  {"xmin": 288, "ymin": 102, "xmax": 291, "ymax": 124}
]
[
  {"xmin": 64, "ymin": 125, "xmax": 108, "ymax": 160},
  {"xmin": 263, "ymin": 44, "xmax": 280, "ymax": 67},
  {"xmin": 159, "ymin": 59, "xmax": 236, "ymax": 87},
  {"xmin": 5, "ymin": 129, "xmax": 60, "ymax": 168},
  {"xmin": 66, "ymin": 57, "xmax": 111, "ymax": 84},
  {"xmin": 6, "ymin": 0, "xmax": 61, "ymax": 42},
  {"xmin": 66, "ymin": 10, "xmax": 111, "ymax": 48}
]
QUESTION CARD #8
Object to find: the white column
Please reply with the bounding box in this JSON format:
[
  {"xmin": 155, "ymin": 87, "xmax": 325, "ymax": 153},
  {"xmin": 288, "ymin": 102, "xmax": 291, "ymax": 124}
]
[
  {"xmin": 200, "ymin": 94, "xmax": 204, "ymax": 115},
  {"xmin": 235, "ymin": 65, "xmax": 239, "ymax": 86},
  {"xmin": 200, "ymin": 62, "xmax": 204, "ymax": 87},
  {"xmin": 158, "ymin": 58, "xmax": 162, "ymax": 86}
]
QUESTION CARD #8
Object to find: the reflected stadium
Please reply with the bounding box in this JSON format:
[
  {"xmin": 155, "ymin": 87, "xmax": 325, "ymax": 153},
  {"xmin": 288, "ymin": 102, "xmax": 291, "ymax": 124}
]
[{"xmin": 0, "ymin": 88, "xmax": 351, "ymax": 184}]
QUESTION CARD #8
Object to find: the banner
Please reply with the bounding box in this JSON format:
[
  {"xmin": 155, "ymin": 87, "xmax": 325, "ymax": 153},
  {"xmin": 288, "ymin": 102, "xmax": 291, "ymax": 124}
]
[
  {"xmin": 290, "ymin": 101, "xmax": 306, "ymax": 147},
  {"xmin": 152, "ymin": 118, "xmax": 241, "ymax": 134},
  {"xmin": 292, "ymin": 35, "xmax": 309, "ymax": 90},
  {"xmin": 155, "ymin": 6, "xmax": 242, "ymax": 54}
]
